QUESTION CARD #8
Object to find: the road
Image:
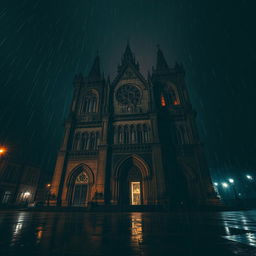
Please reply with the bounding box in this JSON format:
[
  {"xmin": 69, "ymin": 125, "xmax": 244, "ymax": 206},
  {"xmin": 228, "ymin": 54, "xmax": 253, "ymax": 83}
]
[{"xmin": 1, "ymin": 210, "xmax": 256, "ymax": 255}]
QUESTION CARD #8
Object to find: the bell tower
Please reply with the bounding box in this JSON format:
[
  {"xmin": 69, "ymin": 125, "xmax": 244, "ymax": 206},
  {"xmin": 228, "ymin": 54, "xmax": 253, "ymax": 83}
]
[
  {"xmin": 151, "ymin": 46, "xmax": 218, "ymax": 206},
  {"xmin": 50, "ymin": 54, "xmax": 109, "ymax": 206}
]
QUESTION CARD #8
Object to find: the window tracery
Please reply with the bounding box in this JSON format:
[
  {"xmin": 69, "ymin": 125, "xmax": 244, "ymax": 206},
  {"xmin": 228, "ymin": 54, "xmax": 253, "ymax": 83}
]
[
  {"xmin": 72, "ymin": 131, "xmax": 100, "ymax": 151},
  {"xmin": 113, "ymin": 123, "xmax": 151, "ymax": 144},
  {"xmin": 116, "ymin": 84, "xmax": 142, "ymax": 113},
  {"xmin": 81, "ymin": 90, "xmax": 98, "ymax": 113},
  {"xmin": 161, "ymin": 85, "xmax": 180, "ymax": 107},
  {"xmin": 75, "ymin": 172, "xmax": 88, "ymax": 184}
]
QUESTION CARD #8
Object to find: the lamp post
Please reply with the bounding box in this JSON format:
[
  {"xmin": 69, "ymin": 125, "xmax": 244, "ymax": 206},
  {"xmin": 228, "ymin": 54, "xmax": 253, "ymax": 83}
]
[
  {"xmin": 246, "ymin": 174, "xmax": 253, "ymax": 180},
  {"xmin": 228, "ymin": 178, "xmax": 239, "ymax": 202},
  {"xmin": 46, "ymin": 184, "xmax": 51, "ymax": 207},
  {"xmin": 0, "ymin": 147, "xmax": 6, "ymax": 155},
  {"xmin": 245, "ymin": 174, "xmax": 256, "ymax": 194},
  {"xmin": 0, "ymin": 147, "xmax": 7, "ymax": 162},
  {"xmin": 222, "ymin": 182, "xmax": 229, "ymax": 188},
  {"xmin": 213, "ymin": 182, "xmax": 221, "ymax": 199}
]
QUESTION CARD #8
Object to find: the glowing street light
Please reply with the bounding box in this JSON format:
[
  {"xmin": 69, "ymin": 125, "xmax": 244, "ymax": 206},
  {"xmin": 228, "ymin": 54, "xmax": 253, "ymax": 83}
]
[
  {"xmin": 246, "ymin": 175, "xmax": 253, "ymax": 180},
  {"xmin": 0, "ymin": 147, "xmax": 7, "ymax": 155},
  {"xmin": 228, "ymin": 178, "xmax": 234, "ymax": 184},
  {"xmin": 214, "ymin": 182, "xmax": 218, "ymax": 186},
  {"xmin": 222, "ymin": 182, "xmax": 229, "ymax": 188},
  {"xmin": 46, "ymin": 184, "xmax": 51, "ymax": 207},
  {"xmin": 227, "ymin": 178, "xmax": 240, "ymax": 201},
  {"xmin": 24, "ymin": 191, "xmax": 31, "ymax": 198}
]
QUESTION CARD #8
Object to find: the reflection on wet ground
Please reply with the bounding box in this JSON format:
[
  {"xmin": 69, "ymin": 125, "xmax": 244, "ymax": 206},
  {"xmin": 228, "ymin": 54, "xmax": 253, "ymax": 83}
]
[{"xmin": 1, "ymin": 210, "xmax": 256, "ymax": 255}]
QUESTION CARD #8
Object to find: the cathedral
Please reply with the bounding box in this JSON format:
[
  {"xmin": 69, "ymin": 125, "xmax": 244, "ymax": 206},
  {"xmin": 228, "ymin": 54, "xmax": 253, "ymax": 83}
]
[{"xmin": 50, "ymin": 43, "xmax": 218, "ymax": 208}]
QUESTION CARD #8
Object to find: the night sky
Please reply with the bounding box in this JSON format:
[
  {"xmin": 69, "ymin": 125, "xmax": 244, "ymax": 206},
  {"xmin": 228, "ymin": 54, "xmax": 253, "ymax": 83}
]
[{"xmin": 1, "ymin": 0, "xmax": 256, "ymax": 179}]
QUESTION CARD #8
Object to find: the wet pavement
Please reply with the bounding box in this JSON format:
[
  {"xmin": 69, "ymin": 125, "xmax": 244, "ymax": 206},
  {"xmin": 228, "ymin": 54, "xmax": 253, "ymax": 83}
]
[{"xmin": 1, "ymin": 210, "xmax": 256, "ymax": 256}]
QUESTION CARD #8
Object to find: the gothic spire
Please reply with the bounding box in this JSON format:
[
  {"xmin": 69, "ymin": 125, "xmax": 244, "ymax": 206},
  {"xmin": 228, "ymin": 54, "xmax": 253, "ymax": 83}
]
[
  {"xmin": 123, "ymin": 42, "xmax": 134, "ymax": 63},
  {"xmin": 118, "ymin": 42, "xmax": 139, "ymax": 72},
  {"xmin": 156, "ymin": 45, "xmax": 169, "ymax": 71},
  {"xmin": 88, "ymin": 54, "xmax": 101, "ymax": 79}
]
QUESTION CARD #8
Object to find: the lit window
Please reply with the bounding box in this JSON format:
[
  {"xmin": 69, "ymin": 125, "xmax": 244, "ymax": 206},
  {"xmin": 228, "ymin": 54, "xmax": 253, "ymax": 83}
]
[{"xmin": 161, "ymin": 95, "xmax": 166, "ymax": 107}]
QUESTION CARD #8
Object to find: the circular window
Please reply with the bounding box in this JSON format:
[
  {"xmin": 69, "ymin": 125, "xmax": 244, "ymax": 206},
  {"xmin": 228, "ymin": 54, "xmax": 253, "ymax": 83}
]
[
  {"xmin": 116, "ymin": 84, "xmax": 141, "ymax": 106},
  {"xmin": 75, "ymin": 172, "xmax": 88, "ymax": 184}
]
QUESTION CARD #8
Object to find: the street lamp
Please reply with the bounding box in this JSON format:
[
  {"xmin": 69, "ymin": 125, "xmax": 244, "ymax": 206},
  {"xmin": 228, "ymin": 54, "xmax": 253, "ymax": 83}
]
[
  {"xmin": 0, "ymin": 147, "xmax": 7, "ymax": 157},
  {"xmin": 246, "ymin": 175, "xmax": 253, "ymax": 180},
  {"xmin": 222, "ymin": 182, "xmax": 229, "ymax": 188},
  {"xmin": 228, "ymin": 178, "xmax": 234, "ymax": 184},
  {"xmin": 46, "ymin": 184, "xmax": 51, "ymax": 206},
  {"xmin": 245, "ymin": 174, "xmax": 256, "ymax": 196},
  {"xmin": 228, "ymin": 178, "xmax": 239, "ymax": 201},
  {"xmin": 213, "ymin": 182, "xmax": 221, "ymax": 198}
]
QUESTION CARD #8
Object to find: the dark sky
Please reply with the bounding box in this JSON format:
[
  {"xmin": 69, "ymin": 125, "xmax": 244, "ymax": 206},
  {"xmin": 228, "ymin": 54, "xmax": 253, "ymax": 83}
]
[{"xmin": 0, "ymin": 0, "xmax": 256, "ymax": 177}]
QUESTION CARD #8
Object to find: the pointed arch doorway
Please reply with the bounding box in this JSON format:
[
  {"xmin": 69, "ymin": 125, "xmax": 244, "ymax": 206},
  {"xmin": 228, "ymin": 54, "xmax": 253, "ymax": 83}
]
[
  {"xmin": 116, "ymin": 156, "xmax": 150, "ymax": 206},
  {"xmin": 66, "ymin": 164, "xmax": 94, "ymax": 207},
  {"xmin": 120, "ymin": 166, "xmax": 142, "ymax": 205},
  {"xmin": 72, "ymin": 172, "xmax": 89, "ymax": 206}
]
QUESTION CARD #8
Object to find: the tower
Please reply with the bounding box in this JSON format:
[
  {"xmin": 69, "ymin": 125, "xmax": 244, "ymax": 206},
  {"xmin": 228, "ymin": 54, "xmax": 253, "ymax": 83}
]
[{"xmin": 50, "ymin": 43, "xmax": 218, "ymax": 208}]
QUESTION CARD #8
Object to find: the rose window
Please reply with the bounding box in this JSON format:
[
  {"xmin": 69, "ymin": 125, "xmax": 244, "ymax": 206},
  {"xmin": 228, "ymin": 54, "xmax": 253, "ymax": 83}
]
[{"xmin": 116, "ymin": 84, "xmax": 141, "ymax": 106}]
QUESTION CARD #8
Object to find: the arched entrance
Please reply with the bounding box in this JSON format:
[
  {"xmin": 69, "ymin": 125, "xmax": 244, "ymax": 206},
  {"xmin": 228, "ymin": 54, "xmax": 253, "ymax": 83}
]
[
  {"xmin": 120, "ymin": 166, "xmax": 142, "ymax": 205},
  {"xmin": 72, "ymin": 172, "xmax": 89, "ymax": 206},
  {"xmin": 115, "ymin": 156, "xmax": 150, "ymax": 206},
  {"xmin": 66, "ymin": 164, "xmax": 94, "ymax": 207}
]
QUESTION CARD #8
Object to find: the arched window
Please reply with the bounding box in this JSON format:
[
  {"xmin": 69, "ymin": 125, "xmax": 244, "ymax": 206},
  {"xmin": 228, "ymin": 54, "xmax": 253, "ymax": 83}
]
[
  {"xmin": 113, "ymin": 126, "xmax": 118, "ymax": 144},
  {"xmin": 165, "ymin": 88, "xmax": 177, "ymax": 106},
  {"xmin": 124, "ymin": 125, "xmax": 129, "ymax": 144},
  {"xmin": 118, "ymin": 126, "xmax": 123, "ymax": 144},
  {"xmin": 176, "ymin": 127, "xmax": 183, "ymax": 144},
  {"xmin": 143, "ymin": 124, "xmax": 150, "ymax": 143},
  {"xmin": 96, "ymin": 132, "xmax": 100, "ymax": 149},
  {"xmin": 84, "ymin": 132, "xmax": 89, "ymax": 150},
  {"xmin": 88, "ymin": 132, "xmax": 95, "ymax": 149},
  {"xmin": 82, "ymin": 90, "xmax": 98, "ymax": 113},
  {"xmin": 73, "ymin": 133, "xmax": 81, "ymax": 150},
  {"xmin": 161, "ymin": 85, "xmax": 180, "ymax": 107},
  {"xmin": 176, "ymin": 125, "xmax": 189, "ymax": 144},
  {"xmin": 130, "ymin": 125, "xmax": 136, "ymax": 144},
  {"xmin": 80, "ymin": 133, "xmax": 86, "ymax": 150},
  {"xmin": 137, "ymin": 124, "xmax": 143, "ymax": 144}
]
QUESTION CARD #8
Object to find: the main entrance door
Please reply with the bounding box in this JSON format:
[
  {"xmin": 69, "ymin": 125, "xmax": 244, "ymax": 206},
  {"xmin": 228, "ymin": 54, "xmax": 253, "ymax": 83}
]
[
  {"xmin": 119, "ymin": 165, "xmax": 142, "ymax": 205},
  {"xmin": 72, "ymin": 172, "xmax": 89, "ymax": 206},
  {"xmin": 131, "ymin": 182, "xmax": 141, "ymax": 205},
  {"xmin": 73, "ymin": 184, "xmax": 88, "ymax": 206}
]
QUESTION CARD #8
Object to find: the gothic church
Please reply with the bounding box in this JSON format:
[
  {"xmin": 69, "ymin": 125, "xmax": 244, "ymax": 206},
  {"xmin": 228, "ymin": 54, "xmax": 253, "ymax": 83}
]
[{"xmin": 50, "ymin": 44, "xmax": 218, "ymax": 208}]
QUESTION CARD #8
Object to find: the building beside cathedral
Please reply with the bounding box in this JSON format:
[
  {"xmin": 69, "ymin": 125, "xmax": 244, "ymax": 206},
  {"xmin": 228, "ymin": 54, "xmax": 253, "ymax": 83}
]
[{"xmin": 50, "ymin": 44, "xmax": 218, "ymax": 208}]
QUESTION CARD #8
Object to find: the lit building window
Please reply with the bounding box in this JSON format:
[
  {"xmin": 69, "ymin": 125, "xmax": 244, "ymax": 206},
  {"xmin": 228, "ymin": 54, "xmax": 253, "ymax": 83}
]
[{"xmin": 161, "ymin": 95, "xmax": 166, "ymax": 107}]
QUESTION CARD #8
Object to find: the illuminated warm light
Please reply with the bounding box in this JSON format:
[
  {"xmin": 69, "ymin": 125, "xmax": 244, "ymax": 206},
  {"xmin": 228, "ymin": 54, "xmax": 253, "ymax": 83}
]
[
  {"xmin": 246, "ymin": 175, "xmax": 253, "ymax": 180},
  {"xmin": 228, "ymin": 178, "xmax": 234, "ymax": 184},
  {"xmin": 0, "ymin": 147, "xmax": 7, "ymax": 155},
  {"xmin": 36, "ymin": 226, "xmax": 43, "ymax": 242},
  {"xmin": 131, "ymin": 182, "xmax": 141, "ymax": 205},
  {"xmin": 161, "ymin": 95, "xmax": 166, "ymax": 107},
  {"xmin": 173, "ymin": 100, "xmax": 179, "ymax": 105},
  {"xmin": 24, "ymin": 192, "xmax": 31, "ymax": 198},
  {"xmin": 222, "ymin": 182, "xmax": 229, "ymax": 188},
  {"xmin": 46, "ymin": 183, "xmax": 51, "ymax": 188}
]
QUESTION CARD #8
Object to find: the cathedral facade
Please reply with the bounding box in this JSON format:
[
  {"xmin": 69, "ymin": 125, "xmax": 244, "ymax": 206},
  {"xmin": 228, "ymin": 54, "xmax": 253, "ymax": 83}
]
[{"xmin": 50, "ymin": 44, "xmax": 218, "ymax": 208}]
